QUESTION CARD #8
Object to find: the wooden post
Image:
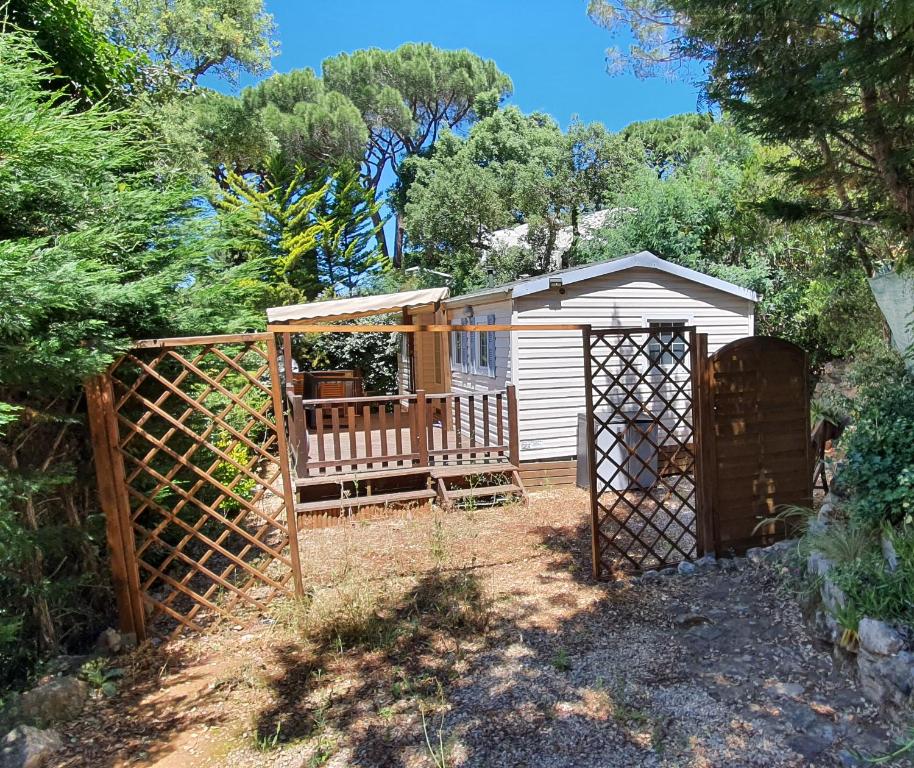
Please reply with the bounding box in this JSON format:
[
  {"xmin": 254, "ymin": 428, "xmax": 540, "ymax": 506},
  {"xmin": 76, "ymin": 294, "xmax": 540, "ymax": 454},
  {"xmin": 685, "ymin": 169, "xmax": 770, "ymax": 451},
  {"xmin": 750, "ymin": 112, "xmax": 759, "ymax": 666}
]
[
  {"xmin": 507, "ymin": 384, "xmax": 520, "ymax": 468},
  {"xmin": 266, "ymin": 335, "xmax": 304, "ymax": 597},
  {"xmin": 691, "ymin": 332, "xmax": 717, "ymax": 557},
  {"xmin": 581, "ymin": 326, "xmax": 602, "ymax": 580},
  {"xmin": 416, "ymin": 390, "xmax": 429, "ymax": 467},
  {"xmin": 85, "ymin": 374, "xmax": 147, "ymax": 641}
]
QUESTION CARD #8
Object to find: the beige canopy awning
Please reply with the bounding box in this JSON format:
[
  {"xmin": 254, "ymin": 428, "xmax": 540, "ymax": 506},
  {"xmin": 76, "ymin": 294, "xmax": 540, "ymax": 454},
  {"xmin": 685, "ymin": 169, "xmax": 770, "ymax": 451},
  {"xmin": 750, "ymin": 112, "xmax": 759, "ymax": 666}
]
[{"xmin": 266, "ymin": 287, "xmax": 450, "ymax": 325}]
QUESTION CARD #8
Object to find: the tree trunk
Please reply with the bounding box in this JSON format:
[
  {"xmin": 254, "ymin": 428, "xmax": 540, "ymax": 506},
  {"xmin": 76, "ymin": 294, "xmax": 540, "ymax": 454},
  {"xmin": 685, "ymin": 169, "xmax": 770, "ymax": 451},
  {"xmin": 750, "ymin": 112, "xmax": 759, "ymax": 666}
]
[{"xmin": 371, "ymin": 208, "xmax": 390, "ymax": 263}]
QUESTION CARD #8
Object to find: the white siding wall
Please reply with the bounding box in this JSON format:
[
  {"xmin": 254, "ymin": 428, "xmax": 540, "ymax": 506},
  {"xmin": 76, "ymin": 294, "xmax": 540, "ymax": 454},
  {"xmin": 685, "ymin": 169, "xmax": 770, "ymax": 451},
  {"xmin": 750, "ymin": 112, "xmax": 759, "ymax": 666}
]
[
  {"xmin": 512, "ymin": 268, "xmax": 755, "ymax": 461},
  {"xmin": 445, "ymin": 298, "xmax": 513, "ymax": 440}
]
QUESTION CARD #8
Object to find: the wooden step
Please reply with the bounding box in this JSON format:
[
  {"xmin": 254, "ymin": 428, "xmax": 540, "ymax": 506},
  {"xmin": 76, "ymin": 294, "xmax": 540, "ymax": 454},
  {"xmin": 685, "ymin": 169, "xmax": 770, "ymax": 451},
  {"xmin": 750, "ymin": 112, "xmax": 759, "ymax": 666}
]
[
  {"xmin": 443, "ymin": 484, "xmax": 523, "ymax": 501},
  {"xmin": 429, "ymin": 463, "xmax": 518, "ymax": 479},
  {"xmin": 295, "ymin": 488, "xmax": 436, "ymax": 515},
  {"xmin": 295, "ymin": 465, "xmax": 428, "ymax": 488}
]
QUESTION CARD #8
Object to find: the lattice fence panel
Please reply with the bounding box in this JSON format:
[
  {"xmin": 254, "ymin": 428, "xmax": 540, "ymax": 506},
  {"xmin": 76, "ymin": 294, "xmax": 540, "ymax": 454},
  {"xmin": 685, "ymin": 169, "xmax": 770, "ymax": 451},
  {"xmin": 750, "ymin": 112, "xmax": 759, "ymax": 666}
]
[
  {"xmin": 106, "ymin": 334, "xmax": 299, "ymax": 636},
  {"xmin": 586, "ymin": 327, "xmax": 701, "ymax": 575}
]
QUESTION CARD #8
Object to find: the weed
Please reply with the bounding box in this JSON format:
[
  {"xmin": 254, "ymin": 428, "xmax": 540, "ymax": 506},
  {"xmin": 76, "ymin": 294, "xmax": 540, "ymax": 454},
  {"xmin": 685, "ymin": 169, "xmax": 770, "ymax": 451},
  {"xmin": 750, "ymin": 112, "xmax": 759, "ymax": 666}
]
[
  {"xmin": 252, "ymin": 722, "xmax": 282, "ymax": 752},
  {"xmin": 79, "ymin": 658, "xmax": 124, "ymax": 697},
  {"xmin": 551, "ymin": 649, "xmax": 572, "ymax": 672},
  {"xmin": 429, "ymin": 517, "xmax": 448, "ymax": 566},
  {"xmin": 421, "ymin": 706, "xmax": 452, "ymax": 768}
]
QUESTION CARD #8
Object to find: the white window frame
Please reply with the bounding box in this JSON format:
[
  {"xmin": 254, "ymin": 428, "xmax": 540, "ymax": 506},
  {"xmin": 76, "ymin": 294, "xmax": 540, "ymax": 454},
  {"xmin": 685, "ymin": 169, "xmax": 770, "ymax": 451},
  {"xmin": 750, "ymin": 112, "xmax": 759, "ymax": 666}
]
[
  {"xmin": 477, "ymin": 314, "xmax": 497, "ymax": 378},
  {"xmin": 645, "ymin": 319, "xmax": 688, "ymax": 369}
]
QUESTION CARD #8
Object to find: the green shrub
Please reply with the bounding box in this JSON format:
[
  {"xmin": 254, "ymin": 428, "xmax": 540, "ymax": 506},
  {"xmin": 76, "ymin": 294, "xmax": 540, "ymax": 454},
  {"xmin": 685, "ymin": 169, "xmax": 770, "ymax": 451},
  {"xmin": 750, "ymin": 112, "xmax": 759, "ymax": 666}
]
[
  {"xmin": 828, "ymin": 521, "xmax": 914, "ymax": 627},
  {"xmin": 838, "ymin": 353, "xmax": 914, "ymax": 527}
]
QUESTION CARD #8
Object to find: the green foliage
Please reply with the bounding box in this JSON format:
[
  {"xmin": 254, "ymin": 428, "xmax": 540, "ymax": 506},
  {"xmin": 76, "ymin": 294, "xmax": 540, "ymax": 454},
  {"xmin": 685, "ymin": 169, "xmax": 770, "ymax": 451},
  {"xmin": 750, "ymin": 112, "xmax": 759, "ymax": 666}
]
[
  {"xmin": 589, "ymin": 0, "xmax": 914, "ymax": 273},
  {"xmin": 829, "ymin": 521, "xmax": 914, "ymax": 628},
  {"xmin": 297, "ymin": 316, "xmax": 400, "ymax": 395},
  {"xmin": 838, "ymin": 353, "xmax": 914, "ymax": 527},
  {"xmin": 402, "ymin": 105, "xmax": 641, "ymax": 287},
  {"xmin": 3, "ymin": 0, "xmax": 136, "ymax": 101},
  {"xmin": 0, "ymin": 28, "xmax": 263, "ymax": 688},
  {"xmin": 85, "ymin": 0, "xmax": 276, "ymax": 88}
]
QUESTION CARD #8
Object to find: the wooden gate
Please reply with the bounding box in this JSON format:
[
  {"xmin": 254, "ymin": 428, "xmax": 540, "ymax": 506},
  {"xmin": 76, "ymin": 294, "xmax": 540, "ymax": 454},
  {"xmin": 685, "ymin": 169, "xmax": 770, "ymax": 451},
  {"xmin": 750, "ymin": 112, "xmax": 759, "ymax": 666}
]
[
  {"xmin": 703, "ymin": 336, "xmax": 812, "ymax": 554},
  {"xmin": 586, "ymin": 331, "xmax": 812, "ymax": 576},
  {"xmin": 86, "ymin": 333, "xmax": 302, "ymax": 639},
  {"xmin": 584, "ymin": 327, "xmax": 706, "ymax": 576}
]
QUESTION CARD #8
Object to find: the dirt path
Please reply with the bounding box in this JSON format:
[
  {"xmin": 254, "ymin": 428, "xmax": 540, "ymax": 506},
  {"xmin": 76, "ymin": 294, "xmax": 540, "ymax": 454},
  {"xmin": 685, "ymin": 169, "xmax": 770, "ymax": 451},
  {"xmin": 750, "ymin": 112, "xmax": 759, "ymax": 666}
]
[{"xmin": 56, "ymin": 489, "xmax": 908, "ymax": 768}]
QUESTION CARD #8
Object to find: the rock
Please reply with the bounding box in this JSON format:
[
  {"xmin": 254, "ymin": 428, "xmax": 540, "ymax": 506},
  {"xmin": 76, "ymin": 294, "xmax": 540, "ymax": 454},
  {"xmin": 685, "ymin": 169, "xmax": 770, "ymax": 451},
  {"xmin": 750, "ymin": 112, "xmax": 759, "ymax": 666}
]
[
  {"xmin": 639, "ymin": 569, "xmax": 660, "ymax": 582},
  {"xmin": 746, "ymin": 547, "xmax": 766, "ymax": 565},
  {"xmin": 18, "ymin": 677, "xmax": 87, "ymax": 726},
  {"xmin": 857, "ymin": 649, "xmax": 914, "ymax": 715},
  {"xmin": 732, "ymin": 556, "xmax": 748, "ymax": 569},
  {"xmin": 769, "ymin": 680, "xmax": 805, "ymax": 698},
  {"xmin": 0, "ymin": 725, "xmax": 62, "ymax": 768},
  {"xmin": 674, "ymin": 612, "xmax": 710, "ymax": 629},
  {"xmin": 817, "ymin": 503, "xmax": 835, "ymax": 522},
  {"xmin": 821, "ymin": 577, "xmax": 847, "ymax": 614},
  {"xmin": 658, "ymin": 567, "xmax": 677, "ymax": 578},
  {"xmin": 882, "ymin": 535, "xmax": 898, "ymax": 572},
  {"xmin": 695, "ymin": 554, "xmax": 717, "ymax": 569},
  {"xmin": 859, "ymin": 618, "xmax": 904, "ymax": 656},
  {"xmin": 719, "ymin": 557, "xmax": 738, "ymax": 573},
  {"xmin": 808, "ymin": 550, "xmax": 833, "ymax": 578},
  {"xmin": 677, "ymin": 561, "xmax": 697, "ymax": 576},
  {"xmin": 96, "ymin": 628, "xmax": 122, "ymax": 655},
  {"xmin": 38, "ymin": 655, "xmax": 92, "ymax": 681}
]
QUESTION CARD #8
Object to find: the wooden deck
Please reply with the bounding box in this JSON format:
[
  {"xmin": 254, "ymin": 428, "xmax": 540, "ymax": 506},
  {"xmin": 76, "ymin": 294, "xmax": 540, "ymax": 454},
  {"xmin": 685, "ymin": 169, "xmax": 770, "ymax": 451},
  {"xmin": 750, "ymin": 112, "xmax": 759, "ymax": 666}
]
[{"xmin": 284, "ymin": 386, "xmax": 525, "ymax": 514}]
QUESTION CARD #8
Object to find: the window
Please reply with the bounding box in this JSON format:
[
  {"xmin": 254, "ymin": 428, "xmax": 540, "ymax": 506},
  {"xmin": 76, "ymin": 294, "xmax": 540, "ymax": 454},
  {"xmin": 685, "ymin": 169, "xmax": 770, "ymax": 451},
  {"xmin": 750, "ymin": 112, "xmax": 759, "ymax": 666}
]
[
  {"xmin": 477, "ymin": 314, "xmax": 497, "ymax": 377},
  {"xmin": 647, "ymin": 321, "xmax": 687, "ymax": 367},
  {"xmin": 451, "ymin": 317, "xmax": 471, "ymax": 373}
]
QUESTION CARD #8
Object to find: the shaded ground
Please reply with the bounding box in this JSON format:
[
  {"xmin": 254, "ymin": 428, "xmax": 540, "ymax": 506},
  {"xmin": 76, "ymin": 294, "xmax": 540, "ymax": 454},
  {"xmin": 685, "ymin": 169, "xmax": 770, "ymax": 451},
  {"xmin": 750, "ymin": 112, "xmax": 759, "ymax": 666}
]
[{"xmin": 56, "ymin": 488, "xmax": 909, "ymax": 767}]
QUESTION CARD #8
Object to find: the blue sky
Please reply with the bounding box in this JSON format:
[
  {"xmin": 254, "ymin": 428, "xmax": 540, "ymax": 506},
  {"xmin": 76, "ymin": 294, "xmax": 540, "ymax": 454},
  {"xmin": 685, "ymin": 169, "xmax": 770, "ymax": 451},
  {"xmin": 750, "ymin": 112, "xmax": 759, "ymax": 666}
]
[{"xmin": 229, "ymin": 0, "xmax": 703, "ymax": 131}]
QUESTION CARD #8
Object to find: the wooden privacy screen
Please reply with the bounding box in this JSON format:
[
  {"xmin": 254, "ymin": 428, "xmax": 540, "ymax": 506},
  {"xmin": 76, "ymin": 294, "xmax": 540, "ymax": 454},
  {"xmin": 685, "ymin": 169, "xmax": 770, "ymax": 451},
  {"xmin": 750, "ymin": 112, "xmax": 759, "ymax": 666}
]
[
  {"xmin": 705, "ymin": 336, "xmax": 812, "ymax": 554},
  {"xmin": 584, "ymin": 327, "xmax": 705, "ymax": 576},
  {"xmin": 86, "ymin": 333, "xmax": 302, "ymax": 639}
]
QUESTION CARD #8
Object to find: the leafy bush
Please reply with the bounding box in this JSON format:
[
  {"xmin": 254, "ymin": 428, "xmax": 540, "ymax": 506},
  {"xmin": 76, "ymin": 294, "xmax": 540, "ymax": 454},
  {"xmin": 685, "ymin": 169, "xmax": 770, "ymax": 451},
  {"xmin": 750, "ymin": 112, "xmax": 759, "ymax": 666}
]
[
  {"xmin": 838, "ymin": 352, "xmax": 914, "ymax": 526},
  {"xmin": 828, "ymin": 521, "xmax": 914, "ymax": 628}
]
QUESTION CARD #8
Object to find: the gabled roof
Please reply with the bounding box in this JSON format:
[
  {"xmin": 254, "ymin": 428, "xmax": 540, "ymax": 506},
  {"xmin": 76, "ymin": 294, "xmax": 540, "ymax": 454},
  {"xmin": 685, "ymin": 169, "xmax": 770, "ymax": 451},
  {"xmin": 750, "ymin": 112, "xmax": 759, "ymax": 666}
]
[
  {"xmin": 444, "ymin": 251, "xmax": 759, "ymax": 307},
  {"xmin": 267, "ymin": 287, "xmax": 450, "ymax": 324}
]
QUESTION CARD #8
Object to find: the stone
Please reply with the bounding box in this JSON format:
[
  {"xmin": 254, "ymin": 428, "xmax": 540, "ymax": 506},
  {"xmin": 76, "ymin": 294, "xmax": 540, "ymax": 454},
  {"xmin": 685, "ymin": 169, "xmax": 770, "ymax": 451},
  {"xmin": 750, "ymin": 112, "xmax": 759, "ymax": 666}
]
[
  {"xmin": 0, "ymin": 725, "xmax": 62, "ymax": 768},
  {"xmin": 808, "ymin": 550, "xmax": 833, "ymax": 578},
  {"xmin": 732, "ymin": 556, "xmax": 748, "ymax": 569},
  {"xmin": 821, "ymin": 577, "xmax": 847, "ymax": 614},
  {"xmin": 769, "ymin": 681, "xmax": 805, "ymax": 699},
  {"xmin": 639, "ymin": 570, "xmax": 660, "ymax": 582},
  {"xmin": 673, "ymin": 612, "xmax": 710, "ymax": 629},
  {"xmin": 857, "ymin": 649, "xmax": 914, "ymax": 715},
  {"xmin": 18, "ymin": 677, "xmax": 87, "ymax": 726},
  {"xmin": 695, "ymin": 554, "xmax": 717, "ymax": 569},
  {"xmin": 817, "ymin": 503, "xmax": 835, "ymax": 522},
  {"xmin": 746, "ymin": 547, "xmax": 766, "ymax": 565},
  {"xmin": 719, "ymin": 557, "xmax": 738, "ymax": 573},
  {"xmin": 658, "ymin": 567, "xmax": 677, "ymax": 578},
  {"xmin": 677, "ymin": 561, "xmax": 697, "ymax": 576},
  {"xmin": 859, "ymin": 618, "xmax": 904, "ymax": 656},
  {"xmin": 882, "ymin": 534, "xmax": 899, "ymax": 572},
  {"xmin": 96, "ymin": 628, "xmax": 122, "ymax": 655}
]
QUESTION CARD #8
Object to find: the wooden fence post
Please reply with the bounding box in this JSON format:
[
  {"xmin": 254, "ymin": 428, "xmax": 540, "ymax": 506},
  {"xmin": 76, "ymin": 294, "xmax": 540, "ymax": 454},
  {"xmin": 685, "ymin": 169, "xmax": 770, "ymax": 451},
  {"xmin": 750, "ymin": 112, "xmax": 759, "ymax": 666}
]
[
  {"xmin": 506, "ymin": 384, "xmax": 520, "ymax": 468},
  {"xmin": 581, "ymin": 327, "xmax": 602, "ymax": 580},
  {"xmin": 85, "ymin": 374, "xmax": 147, "ymax": 641},
  {"xmin": 691, "ymin": 332, "xmax": 717, "ymax": 557},
  {"xmin": 416, "ymin": 390, "xmax": 429, "ymax": 467},
  {"xmin": 266, "ymin": 335, "xmax": 305, "ymax": 598}
]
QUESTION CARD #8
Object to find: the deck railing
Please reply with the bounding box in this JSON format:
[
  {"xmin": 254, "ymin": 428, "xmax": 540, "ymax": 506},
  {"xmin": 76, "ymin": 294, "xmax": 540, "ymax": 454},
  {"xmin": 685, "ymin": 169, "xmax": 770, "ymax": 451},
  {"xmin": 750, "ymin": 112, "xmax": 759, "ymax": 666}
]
[{"xmin": 285, "ymin": 386, "xmax": 519, "ymax": 477}]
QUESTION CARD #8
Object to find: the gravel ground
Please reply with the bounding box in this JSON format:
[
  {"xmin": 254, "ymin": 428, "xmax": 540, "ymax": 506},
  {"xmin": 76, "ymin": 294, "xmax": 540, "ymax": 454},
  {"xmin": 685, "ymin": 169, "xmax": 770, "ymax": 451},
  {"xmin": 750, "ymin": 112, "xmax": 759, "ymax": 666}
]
[{"xmin": 57, "ymin": 488, "xmax": 910, "ymax": 768}]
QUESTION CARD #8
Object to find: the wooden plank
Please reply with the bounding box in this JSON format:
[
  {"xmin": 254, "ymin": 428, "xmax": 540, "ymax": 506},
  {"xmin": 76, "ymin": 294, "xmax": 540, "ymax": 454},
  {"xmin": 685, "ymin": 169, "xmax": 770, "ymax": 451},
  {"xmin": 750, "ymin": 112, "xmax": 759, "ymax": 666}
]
[
  {"xmin": 296, "ymin": 488, "xmax": 437, "ymax": 514},
  {"xmin": 394, "ymin": 404, "xmax": 404, "ymax": 465},
  {"xmin": 482, "ymin": 394, "xmax": 491, "ymax": 448},
  {"xmin": 416, "ymin": 390, "xmax": 429, "ymax": 467},
  {"xmin": 363, "ymin": 404, "xmax": 373, "ymax": 467},
  {"xmin": 85, "ymin": 375, "xmax": 146, "ymax": 641},
  {"xmin": 468, "ymin": 395, "xmax": 477, "ymax": 453},
  {"xmin": 347, "ymin": 405, "xmax": 357, "ymax": 470},
  {"xmin": 268, "ymin": 323, "xmax": 592, "ymax": 334},
  {"xmin": 507, "ymin": 384, "xmax": 520, "ymax": 468},
  {"xmin": 133, "ymin": 332, "xmax": 271, "ymax": 349},
  {"xmin": 265, "ymin": 334, "xmax": 304, "ymax": 597},
  {"xmin": 582, "ymin": 327, "xmax": 601, "ymax": 578},
  {"xmin": 378, "ymin": 405, "xmax": 389, "ymax": 468}
]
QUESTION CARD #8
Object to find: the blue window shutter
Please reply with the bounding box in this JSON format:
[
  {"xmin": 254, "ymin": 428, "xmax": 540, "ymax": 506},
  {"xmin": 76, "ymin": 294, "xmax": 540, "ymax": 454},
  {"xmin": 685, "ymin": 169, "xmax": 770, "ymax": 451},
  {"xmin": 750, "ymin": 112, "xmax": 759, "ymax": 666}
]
[{"xmin": 487, "ymin": 314, "xmax": 496, "ymax": 377}]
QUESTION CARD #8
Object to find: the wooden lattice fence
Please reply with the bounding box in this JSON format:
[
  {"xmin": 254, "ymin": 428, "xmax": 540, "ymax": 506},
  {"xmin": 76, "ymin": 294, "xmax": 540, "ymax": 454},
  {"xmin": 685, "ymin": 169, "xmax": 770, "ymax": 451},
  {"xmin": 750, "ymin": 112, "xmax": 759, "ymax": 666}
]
[{"xmin": 86, "ymin": 333, "xmax": 302, "ymax": 639}]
